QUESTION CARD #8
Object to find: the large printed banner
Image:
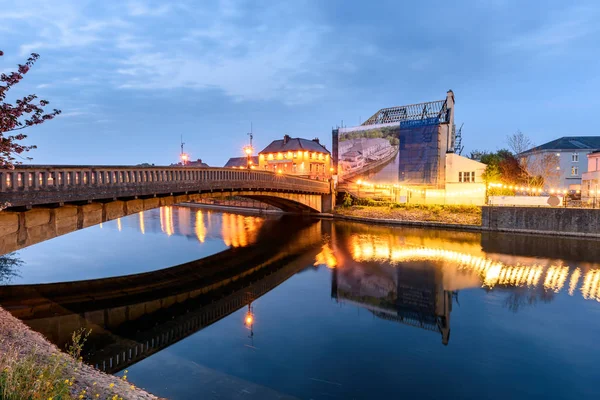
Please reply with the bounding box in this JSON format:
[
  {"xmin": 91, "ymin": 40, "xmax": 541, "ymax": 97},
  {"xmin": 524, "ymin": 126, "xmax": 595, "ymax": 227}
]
[{"xmin": 334, "ymin": 121, "xmax": 441, "ymax": 185}]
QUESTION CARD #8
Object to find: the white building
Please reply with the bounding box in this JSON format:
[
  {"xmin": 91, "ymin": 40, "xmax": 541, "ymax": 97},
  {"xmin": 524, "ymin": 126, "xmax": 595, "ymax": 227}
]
[
  {"xmin": 520, "ymin": 136, "xmax": 600, "ymax": 190},
  {"xmin": 582, "ymin": 151, "xmax": 600, "ymax": 203}
]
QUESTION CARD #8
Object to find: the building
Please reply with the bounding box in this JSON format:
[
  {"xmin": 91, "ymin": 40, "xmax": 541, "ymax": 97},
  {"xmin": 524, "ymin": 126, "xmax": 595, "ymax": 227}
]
[
  {"xmin": 520, "ymin": 136, "xmax": 600, "ymax": 190},
  {"xmin": 258, "ymin": 135, "xmax": 331, "ymax": 179},
  {"xmin": 333, "ymin": 90, "xmax": 455, "ymax": 188},
  {"xmin": 224, "ymin": 156, "xmax": 259, "ymax": 169},
  {"xmin": 442, "ymin": 153, "xmax": 486, "ymax": 205},
  {"xmin": 171, "ymin": 159, "xmax": 210, "ymax": 167},
  {"xmin": 582, "ymin": 151, "xmax": 600, "ymax": 203}
]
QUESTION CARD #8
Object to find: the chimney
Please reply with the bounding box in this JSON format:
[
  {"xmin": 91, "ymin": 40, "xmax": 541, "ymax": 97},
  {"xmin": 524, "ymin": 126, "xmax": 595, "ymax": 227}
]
[
  {"xmin": 283, "ymin": 134, "xmax": 291, "ymax": 144},
  {"xmin": 313, "ymin": 137, "xmax": 320, "ymax": 144}
]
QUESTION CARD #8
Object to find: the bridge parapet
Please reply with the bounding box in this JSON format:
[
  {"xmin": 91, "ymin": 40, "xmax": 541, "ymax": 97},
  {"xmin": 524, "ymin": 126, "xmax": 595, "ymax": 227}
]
[{"xmin": 0, "ymin": 166, "xmax": 330, "ymax": 208}]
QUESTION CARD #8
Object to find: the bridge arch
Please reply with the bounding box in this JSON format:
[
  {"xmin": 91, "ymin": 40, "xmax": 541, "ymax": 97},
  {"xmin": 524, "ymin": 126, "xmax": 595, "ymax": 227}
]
[{"xmin": 0, "ymin": 166, "xmax": 335, "ymax": 253}]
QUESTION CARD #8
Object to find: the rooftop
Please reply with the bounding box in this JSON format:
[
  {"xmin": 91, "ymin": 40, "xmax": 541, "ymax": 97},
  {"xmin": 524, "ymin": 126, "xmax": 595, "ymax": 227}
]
[
  {"xmin": 361, "ymin": 99, "xmax": 449, "ymax": 126},
  {"xmin": 521, "ymin": 136, "xmax": 600, "ymax": 154},
  {"xmin": 224, "ymin": 156, "xmax": 259, "ymax": 168},
  {"xmin": 259, "ymin": 135, "xmax": 330, "ymax": 154}
]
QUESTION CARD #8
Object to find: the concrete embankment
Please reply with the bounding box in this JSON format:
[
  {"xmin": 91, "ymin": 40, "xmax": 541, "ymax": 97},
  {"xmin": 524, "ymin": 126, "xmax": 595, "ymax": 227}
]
[
  {"xmin": 481, "ymin": 206, "xmax": 600, "ymax": 238},
  {"xmin": 333, "ymin": 207, "xmax": 600, "ymax": 239},
  {"xmin": 0, "ymin": 307, "xmax": 160, "ymax": 400}
]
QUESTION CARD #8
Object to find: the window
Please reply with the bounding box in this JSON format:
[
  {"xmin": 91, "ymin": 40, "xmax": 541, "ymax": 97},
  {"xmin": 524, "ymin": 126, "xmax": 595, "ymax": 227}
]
[
  {"xmin": 571, "ymin": 166, "xmax": 579, "ymax": 176},
  {"xmin": 458, "ymin": 171, "xmax": 475, "ymax": 183},
  {"xmin": 572, "ymin": 153, "xmax": 579, "ymax": 162}
]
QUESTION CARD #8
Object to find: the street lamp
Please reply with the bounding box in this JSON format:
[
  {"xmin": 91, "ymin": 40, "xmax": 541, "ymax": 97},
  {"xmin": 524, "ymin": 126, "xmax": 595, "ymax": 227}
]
[
  {"xmin": 243, "ymin": 146, "xmax": 253, "ymax": 169},
  {"xmin": 180, "ymin": 153, "xmax": 189, "ymax": 166}
]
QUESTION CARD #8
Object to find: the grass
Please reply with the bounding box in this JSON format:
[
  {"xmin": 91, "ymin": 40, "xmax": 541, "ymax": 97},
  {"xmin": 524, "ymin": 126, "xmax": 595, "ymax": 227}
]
[
  {"xmin": 0, "ymin": 329, "xmax": 133, "ymax": 400},
  {"xmin": 335, "ymin": 203, "xmax": 482, "ymax": 225}
]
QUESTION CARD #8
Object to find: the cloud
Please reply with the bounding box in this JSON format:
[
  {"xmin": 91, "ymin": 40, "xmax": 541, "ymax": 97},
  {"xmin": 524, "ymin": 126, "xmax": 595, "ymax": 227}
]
[
  {"xmin": 3, "ymin": 0, "xmax": 339, "ymax": 105},
  {"xmin": 499, "ymin": 6, "xmax": 599, "ymax": 54},
  {"xmin": 60, "ymin": 111, "xmax": 89, "ymax": 118},
  {"xmin": 127, "ymin": 1, "xmax": 171, "ymax": 17}
]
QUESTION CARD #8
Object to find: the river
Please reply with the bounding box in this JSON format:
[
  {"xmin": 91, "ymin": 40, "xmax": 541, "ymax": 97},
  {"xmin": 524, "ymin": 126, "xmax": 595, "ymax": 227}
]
[{"xmin": 1, "ymin": 206, "xmax": 599, "ymax": 399}]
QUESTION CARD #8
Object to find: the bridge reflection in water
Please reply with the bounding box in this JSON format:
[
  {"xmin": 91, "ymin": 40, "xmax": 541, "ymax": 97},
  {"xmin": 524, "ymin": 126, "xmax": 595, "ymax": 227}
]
[
  {"xmin": 2, "ymin": 212, "xmax": 600, "ymax": 377},
  {"xmin": 0, "ymin": 214, "xmax": 324, "ymax": 374}
]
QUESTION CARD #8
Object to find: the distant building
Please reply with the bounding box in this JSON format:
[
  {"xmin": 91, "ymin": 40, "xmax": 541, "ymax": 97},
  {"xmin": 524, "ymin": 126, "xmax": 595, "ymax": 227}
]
[
  {"xmin": 258, "ymin": 135, "xmax": 331, "ymax": 179},
  {"xmin": 582, "ymin": 151, "xmax": 600, "ymax": 202},
  {"xmin": 171, "ymin": 159, "xmax": 210, "ymax": 167},
  {"xmin": 224, "ymin": 156, "xmax": 259, "ymax": 169},
  {"xmin": 520, "ymin": 137, "xmax": 600, "ymax": 189}
]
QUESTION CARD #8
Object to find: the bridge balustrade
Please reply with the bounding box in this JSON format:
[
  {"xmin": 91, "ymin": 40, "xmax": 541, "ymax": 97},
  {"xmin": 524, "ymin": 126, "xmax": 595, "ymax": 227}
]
[{"xmin": 0, "ymin": 165, "xmax": 330, "ymax": 208}]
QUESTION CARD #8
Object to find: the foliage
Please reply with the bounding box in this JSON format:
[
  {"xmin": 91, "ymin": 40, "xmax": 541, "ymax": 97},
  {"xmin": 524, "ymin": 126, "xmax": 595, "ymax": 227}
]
[
  {"xmin": 342, "ymin": 192, "xmax": 353, "ymax": 207},
  {"xmin": 0, "ymin": 50, "xmax": 61, "ymax": 168},
  {"xmin": 336, "ymin": 204, "xmax": 481, "ymax": 225},
  {"xmin": 0, "ymin": 328, "xmax": 133, "ymax": 400},
  {"xmin": 476, "ymin": 149, "xmax": 528, "ymax": 195},
  {"xmin": 0, "ymin": 253, "xmax": 22, "ymax": 284}
]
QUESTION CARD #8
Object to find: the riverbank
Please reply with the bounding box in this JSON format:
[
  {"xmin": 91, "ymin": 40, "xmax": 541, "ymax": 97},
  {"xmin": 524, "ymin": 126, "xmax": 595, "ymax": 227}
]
[
  {"xmin": 334, "ymin": 204, "xmax": 482, "ymax": 226},
  {"xmin": 179, "ymin": 202, "xmax": 283, "ymax": 215},
  {"xmin": 0, "ymin": 307, "xmax": 159, "ymax": 400}
]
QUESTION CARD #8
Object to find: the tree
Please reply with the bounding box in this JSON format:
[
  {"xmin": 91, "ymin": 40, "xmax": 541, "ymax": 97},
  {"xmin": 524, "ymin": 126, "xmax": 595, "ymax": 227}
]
[
  {"xmin": 0, "ymin": 252, "xmax": 22, "ymax": 284},
  {"xmin": 525, "ymin": 152, "xmax": 561, "ymax": 188},
  {"xmin": 506, "ymin": 130, "xmax": 534, "ymax": 155},
  {"xmin": 1, "ymin": 50, "xmax": 60, "ymax": 168},
  {"xmin": 480, "ymin": 149, "xmax": 528, "ymax": 196}
]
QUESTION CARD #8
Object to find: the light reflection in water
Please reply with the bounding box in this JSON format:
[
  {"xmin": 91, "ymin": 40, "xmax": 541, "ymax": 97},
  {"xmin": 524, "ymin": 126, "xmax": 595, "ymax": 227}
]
[
  {"xmin": 344, "ymin": 233, "xmax": 600, "ymax": 302},
  {"xmin": 314, "ymin": 243, "xmax": 337, "ymax": 268},
  {"xmin": 117, "ymin": 218, "xmax": 122, "ymax": 232},
  {"xmin": 195, "ymin": 210, "xmax": 206, "ymax": 243},
  {"xmin": 139, "ymin": 211, "xmax": 145, "ymax": 235},
  {"xmin": 221, "ymin": 213, "xmax": 263, "ymax": 248}
]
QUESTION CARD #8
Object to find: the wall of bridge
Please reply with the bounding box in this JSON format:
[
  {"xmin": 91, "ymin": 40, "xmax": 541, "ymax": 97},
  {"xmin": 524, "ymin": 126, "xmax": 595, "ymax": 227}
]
[
  {"xmin": 0, "ymin": 191, "xmax": 327, "ymax": 254},
  {"xmin": 0, "ymin": 165, "xmax": 330, "ymax": 208}
]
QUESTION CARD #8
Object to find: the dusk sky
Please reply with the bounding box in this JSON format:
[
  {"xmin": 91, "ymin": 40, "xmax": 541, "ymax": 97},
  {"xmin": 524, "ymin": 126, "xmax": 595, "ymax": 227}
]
[{"xmin": 1, "ymin": 0, "xmax": 599, "ymax": 166}]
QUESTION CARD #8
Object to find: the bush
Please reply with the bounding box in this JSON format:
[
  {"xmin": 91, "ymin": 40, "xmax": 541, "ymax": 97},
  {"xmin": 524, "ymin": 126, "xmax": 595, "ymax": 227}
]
[{"xmin": 342, "ymin": 192, "xmax": 353, "ymax": 207}]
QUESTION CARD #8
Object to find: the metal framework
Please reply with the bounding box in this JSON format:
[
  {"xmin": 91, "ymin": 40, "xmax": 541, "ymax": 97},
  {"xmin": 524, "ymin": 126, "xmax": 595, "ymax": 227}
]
[{"xmin": 361, "ymin": 99, "xmax": 449, "ymax": 126}]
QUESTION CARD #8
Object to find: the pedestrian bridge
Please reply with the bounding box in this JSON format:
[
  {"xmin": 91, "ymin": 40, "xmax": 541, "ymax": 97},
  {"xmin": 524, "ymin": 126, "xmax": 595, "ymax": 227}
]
[{"xmin": 0, "ymin": 165, "xmax": 334, "ymax": 253}]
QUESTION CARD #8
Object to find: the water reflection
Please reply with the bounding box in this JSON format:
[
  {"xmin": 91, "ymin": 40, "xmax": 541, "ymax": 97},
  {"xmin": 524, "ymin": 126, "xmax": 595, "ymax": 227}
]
[
  {"xmin": 339, "ymin": 230, "xmax": 600, "ymax": 303},
  {"xmin": 118, "ymin": 206, "xmax": 264, "ymax": 248},
  {"xmin": 3, "ymin": 212, "xmax": 600, "ymax": 399}
]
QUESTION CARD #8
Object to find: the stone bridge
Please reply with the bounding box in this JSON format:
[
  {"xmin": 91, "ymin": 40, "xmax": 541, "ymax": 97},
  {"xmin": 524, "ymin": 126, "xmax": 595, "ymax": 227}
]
[
  {"xmin": 0, "ymin": 218, "xmax": 325, "ymax": 373},
  {"xmin": 0, "ymin": 165, "xmax": 334, "ymax": 253}
]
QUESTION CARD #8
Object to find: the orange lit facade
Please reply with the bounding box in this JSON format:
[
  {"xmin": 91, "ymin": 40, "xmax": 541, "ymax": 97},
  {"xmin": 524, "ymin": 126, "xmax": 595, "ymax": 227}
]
[{"xmin": 258, "ymin": 135, "xmax": 331, "ymax": 179}]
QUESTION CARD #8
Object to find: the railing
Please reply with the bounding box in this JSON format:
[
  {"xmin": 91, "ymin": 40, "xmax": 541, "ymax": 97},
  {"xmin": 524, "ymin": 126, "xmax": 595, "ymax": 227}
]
[{"xmin": 0, "ymin": 165, "xmax": 331, "ymax": 207}]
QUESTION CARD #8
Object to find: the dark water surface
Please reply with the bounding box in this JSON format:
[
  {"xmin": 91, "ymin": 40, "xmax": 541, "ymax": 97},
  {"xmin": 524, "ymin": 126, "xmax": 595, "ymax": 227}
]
[{"xmin": 2, "ymin": 206, "xmax": 600, "ymax": 399}]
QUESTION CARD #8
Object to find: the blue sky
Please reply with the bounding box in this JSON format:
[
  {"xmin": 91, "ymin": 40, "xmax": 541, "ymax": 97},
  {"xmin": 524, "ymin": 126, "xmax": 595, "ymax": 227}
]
[{"xmin": 1, "ymin": 0, "xmax": 599, "ymax": 166}]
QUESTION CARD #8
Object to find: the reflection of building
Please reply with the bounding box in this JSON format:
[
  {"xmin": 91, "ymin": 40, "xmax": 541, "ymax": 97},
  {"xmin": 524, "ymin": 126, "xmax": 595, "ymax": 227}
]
[
  {"xmin": 258, "ymin": 135, "xmax": 331, "ymax": 179},
  {"xmin": 331, "ymin": 262, "xmax": 452, "ymax": 345}
]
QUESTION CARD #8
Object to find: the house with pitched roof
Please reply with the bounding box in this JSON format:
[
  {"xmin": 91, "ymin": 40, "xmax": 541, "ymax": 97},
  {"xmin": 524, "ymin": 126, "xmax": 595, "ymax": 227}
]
[
  {"xmin": 258, "ymin": 135, "xmax": 331, "ymax": 180},
  {"xmin": 520, "ymin": 136, "xmax": 600, "ymax": 189}
]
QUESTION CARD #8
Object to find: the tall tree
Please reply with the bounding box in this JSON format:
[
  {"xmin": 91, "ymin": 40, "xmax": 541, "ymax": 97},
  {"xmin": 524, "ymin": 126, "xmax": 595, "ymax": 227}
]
[
  {"xmin": 506, "ymin": 130, "xmax": 534, "ymax": 155},
  {"xmin": 1, "ymin": 50, "xmax": 60, "ymax": 168}
]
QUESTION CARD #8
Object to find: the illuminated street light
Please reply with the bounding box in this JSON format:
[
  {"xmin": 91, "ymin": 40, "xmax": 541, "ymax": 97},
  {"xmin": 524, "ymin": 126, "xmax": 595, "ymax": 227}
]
[
  {"xmin": 180, "ymin": 153, "xmax": 189, "ymax": 166},
  {"xmin": 243, "ymin": 145, "xmax": 253, "ymax": 169}
]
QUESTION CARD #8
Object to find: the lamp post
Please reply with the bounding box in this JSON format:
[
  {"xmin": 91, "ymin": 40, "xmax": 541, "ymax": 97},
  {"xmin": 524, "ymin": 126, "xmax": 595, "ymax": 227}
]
[
  {"xmin": 180, "ymin": 152, "xmax": 189, "ymax": 166},
  {"xmin": 244, "ymin": 146, "xmax": 253, "ymax": 169}
]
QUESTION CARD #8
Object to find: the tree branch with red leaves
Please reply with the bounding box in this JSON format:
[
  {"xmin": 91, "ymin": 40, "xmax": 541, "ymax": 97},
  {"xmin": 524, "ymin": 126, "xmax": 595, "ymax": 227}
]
[{"xmin": 0, "ymin": 50, "xmax": 61, "ymax": 168}]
